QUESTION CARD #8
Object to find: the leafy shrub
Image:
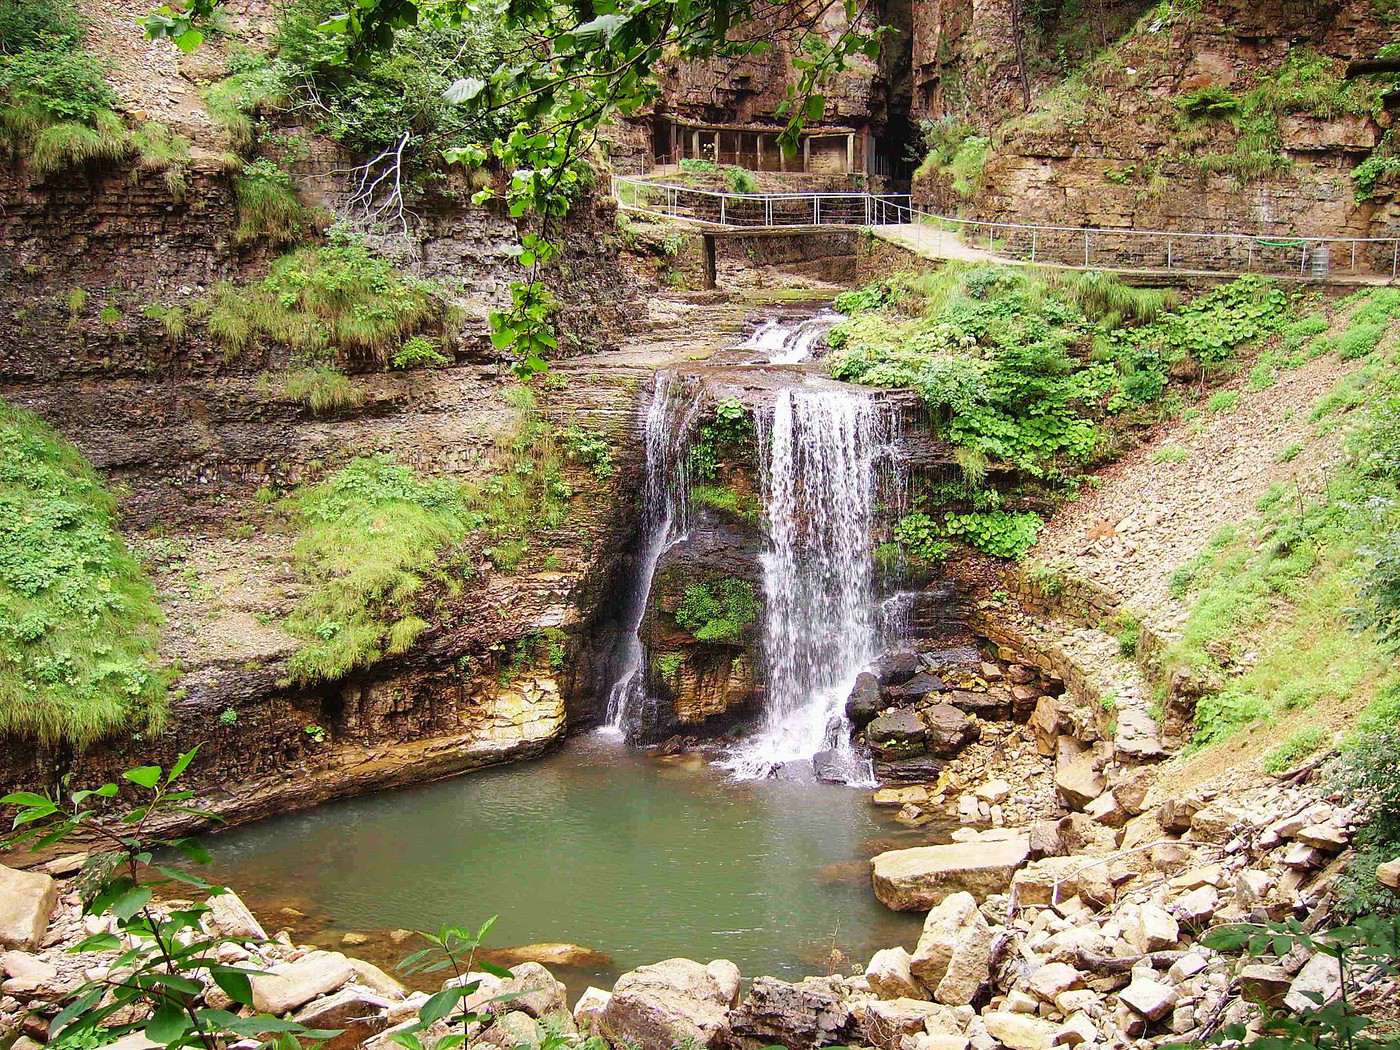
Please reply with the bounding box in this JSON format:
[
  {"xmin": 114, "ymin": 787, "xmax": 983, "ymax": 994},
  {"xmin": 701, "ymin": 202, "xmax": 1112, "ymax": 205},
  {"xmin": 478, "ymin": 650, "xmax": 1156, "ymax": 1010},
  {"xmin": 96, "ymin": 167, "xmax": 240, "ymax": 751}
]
[
  {"xmin": 655, "ymin": 652, "xmax": 682, "ymax": 679},
  {"xmin": 234, "ymin": 158, "xmax": 313, "ymax": 245},
  {"xmin": 282, "ymin": 367, "xmax": 365, "ymax": 414},
  {"xmin": 723, "ymin": 166, "xmax": 756, "ymax": 193},
  {"xmin": 940, "ymin": 510, "xmax": 1043, "ymax": 559},
  {"xmin": 275, "ymin": 0, "xmax": 516, "ymax": 157},
  {"xmin": 391, "ymin": 335, "xmax": 450, "ymax": 369},
  {"xmin": 0, "ymin": 47, "xmax": 114, "ymax": 122},
  {"xmin": 688, "ymin": 397, "xmax": 753, "ymax": 480},
  {"xmin": 559, "ymin": 424, "xmax": 615, "ymax": 479},
  {"xmin": 0, "ymin": 0, "xmax": 80, "ymax": 52},
  {"xmin": 1353, "ymin": 144, "xmax": 1400, "ymax": 203},
  {"xmin": 208, "ymin": 235, "xmax": 440, "ymax": 364},
  {"xmin": 1207, "ymin": 389, "xmax": 1241, "ymax": 413},
  {"xmin": 947, "ymin": 135, "xmax": 991, "ymax": 198},
  {"xmin": 892, "ymin": 513, "xmax": 953, "ymax": 563},
  {"xmin": 0, "ymin": 398, "xmax": 167, "ymax": 746},
  {"xmin": 674, "ymin": 578, "xmax": 758, "ymax": 643},
  {"xmin": 1174, "ymin": 84, "xmax": 1238, "ymax": 120},
  {"xmin": 679, "ymin": 158, "xmax": 717, "ymax": 174}
]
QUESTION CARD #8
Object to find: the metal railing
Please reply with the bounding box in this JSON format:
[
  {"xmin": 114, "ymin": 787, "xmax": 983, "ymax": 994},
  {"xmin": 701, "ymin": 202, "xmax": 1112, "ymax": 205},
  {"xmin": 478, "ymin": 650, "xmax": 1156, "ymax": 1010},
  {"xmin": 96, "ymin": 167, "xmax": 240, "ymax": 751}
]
[
  {"xmin": 612, "ymin": 176, "xmax": 1400, "ymax": 281},
  {"xmin": 613, "ymin": 175, "xmax": 910, "ymax": 229}
]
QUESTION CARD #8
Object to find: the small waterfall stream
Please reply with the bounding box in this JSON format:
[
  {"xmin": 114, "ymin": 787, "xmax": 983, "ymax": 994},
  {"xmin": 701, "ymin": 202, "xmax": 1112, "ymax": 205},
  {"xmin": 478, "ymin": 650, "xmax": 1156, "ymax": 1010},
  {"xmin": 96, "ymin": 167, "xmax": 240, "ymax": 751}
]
[
  {"xmin": 741, "ymin": 311, "xmax": 840, "ymax": 364},
  {"xmin": 602, "ymin": 372, "xmax": 701, "ymax": 734},
  {"xmin": 724, "ymin": 386, "xmax": 897, "ymax": 783}
]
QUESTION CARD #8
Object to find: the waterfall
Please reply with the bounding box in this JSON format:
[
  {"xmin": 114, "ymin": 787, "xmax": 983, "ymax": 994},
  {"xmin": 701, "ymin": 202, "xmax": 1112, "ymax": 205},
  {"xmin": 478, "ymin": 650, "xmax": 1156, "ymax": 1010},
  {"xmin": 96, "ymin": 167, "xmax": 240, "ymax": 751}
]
[
  {"xmin": 726, "ymin": 386, "xmax": 897, "ymax": 783},
  {"xmin": 742, "ymin": 311, "xmax": 840, "ymax": 365},
  {"xmin": 601, "ymin": 372, "xmax": 700, "ymax": 736}
]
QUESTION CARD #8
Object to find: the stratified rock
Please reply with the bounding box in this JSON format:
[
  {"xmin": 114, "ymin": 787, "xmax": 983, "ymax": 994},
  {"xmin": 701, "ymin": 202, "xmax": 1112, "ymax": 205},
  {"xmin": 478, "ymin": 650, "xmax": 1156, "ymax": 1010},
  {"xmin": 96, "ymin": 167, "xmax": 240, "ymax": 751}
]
[
  {"xmin": 889, "ymin": 672, "xmax": 948, "ymax": 699},
  {"xmin": 868, "ymin": 709, "xmax": 928, "ymax": 759},
  {"xmin": 982, "ymin": 1011, "xmax": 1058, "ymax": 1050},
  {"xmin": 1239, "ymin": 964, "xmax": 1291, "ymax": 1007},
  {"xmin": 728, "ymin": 975, "xmax": 857, "ymax": 1050},
  {"xmin": 846, "ymin": 673, "xmax": 882, "ymax": 727},
  {"xmin": 0, "ymin": 864, "xmax": 57, "ymax": 951},
  {"xmin": 925, "ymin": 704, "xmax": 978, "ymax": 756},
  {"xmin": 1295, "ymin": 822, "xmax": 1349, "ymax": 851},
  {"xmin": 293, "ymin": 988, "xmax": 393, "ymax": 1050},
  {"xmin": 872, "ymin": 838, "xmax": 1029, "ymax": 911},
  {"xmin": 1113, "ymin": 709, "xmax": 1165, "ymax": 762},
  {"xmin": 866, "ymin": 947, "xmax": 924, "ymax": 1000},
  {"xmin": 251, "ymin": 951, "xmax": 354, "ymax": 1015},
  {"xmin": 910, "ymin": 892, "xmax": 993, "ymax": 1005},
  {"xmin": 599, "ymin": 958, "xmax": 739, "ymax": 1050},
  {"xmin": 1029, "ymin": 697, "xmax": 1061, "ymax": 757},
  {"xmin": 876, "ymin": 756, "xmax": 947, "ymax": 783}
]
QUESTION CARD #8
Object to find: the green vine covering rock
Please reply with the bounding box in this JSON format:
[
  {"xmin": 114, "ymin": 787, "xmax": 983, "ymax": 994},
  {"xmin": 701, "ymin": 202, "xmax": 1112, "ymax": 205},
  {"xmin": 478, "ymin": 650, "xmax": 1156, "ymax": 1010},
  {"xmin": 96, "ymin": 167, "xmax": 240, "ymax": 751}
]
[
  {"xmin": 0, "ymin": 399, "xmax": 168, "ymax": 747},
  {"xmin": 688, "ymin": 397, "xmax": 754, "ymax": 481},
  {"xmin": 674, "ymin": 578, "xmax": 759, "ymax": 644}
]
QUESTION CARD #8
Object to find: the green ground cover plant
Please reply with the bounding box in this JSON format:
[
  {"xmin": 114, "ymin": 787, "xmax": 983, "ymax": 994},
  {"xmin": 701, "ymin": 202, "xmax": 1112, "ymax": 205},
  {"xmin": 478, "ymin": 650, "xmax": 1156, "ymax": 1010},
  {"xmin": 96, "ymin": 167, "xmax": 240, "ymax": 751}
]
[
  {"xmin": 674, "ymin": 578, "xmax": 759, "ymax": 643},
  {"xmin": 0, "ymin": 398, "xmax": 167, "ymax": 746},
  {"xmin": 691, "ymin": 483, "xmax": 762, "ymax": 524}
]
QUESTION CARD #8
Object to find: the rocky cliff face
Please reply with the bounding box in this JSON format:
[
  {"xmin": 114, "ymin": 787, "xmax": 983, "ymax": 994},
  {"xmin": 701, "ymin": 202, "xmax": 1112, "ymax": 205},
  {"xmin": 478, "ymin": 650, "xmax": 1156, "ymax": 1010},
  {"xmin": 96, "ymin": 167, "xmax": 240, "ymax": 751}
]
[
  {"xmin": 911, "ymin": 0, "xmax": 1399, "ymax": 239},
  {"xmin": 0, "ymin": 145, "xmax": 652, "ymax": 820}
]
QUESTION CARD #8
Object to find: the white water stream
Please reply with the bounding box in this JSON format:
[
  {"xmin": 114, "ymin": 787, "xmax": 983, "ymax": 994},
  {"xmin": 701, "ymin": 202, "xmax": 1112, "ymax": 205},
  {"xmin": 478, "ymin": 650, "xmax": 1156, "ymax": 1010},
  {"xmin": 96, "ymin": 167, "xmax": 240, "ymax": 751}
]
[
  {"xmin": 741, "ymin": 311, "xmax": 840, "ymax": 364},
  {"xmin": 602, "ymin": 371, "xmax": 701, "ymax": 734},
  {"xmin": 724, "ymin": 385, "xmax": 894, "ymax": 783}
]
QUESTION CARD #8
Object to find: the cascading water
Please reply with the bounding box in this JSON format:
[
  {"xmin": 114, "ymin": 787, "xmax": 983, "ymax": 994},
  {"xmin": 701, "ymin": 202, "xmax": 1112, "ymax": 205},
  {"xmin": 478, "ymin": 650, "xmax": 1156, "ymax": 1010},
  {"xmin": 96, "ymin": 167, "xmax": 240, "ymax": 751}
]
[
  {"xmin": 742, "ymin": 311, "xmax": 840, "ymax": 365},
  {"xmin": 725, "ymin": 385, "xmax": 899, "ymax": 783},
  {"xmin": 602, "ymin": 372, "xmax": 701, "ymax": 736}
]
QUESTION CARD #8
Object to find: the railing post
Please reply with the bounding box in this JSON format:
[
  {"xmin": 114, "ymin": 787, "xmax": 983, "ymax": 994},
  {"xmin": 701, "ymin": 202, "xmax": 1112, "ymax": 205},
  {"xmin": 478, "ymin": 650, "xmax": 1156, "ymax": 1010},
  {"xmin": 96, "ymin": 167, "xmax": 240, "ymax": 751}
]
[
  {"xmin": 1084, "ymin": 230, "xmax": 1090, "ymax": 266},
  {"xmin": 1167, "ymin": 239, "xmax": 1172, "ymax": 270},
  {"xmin": 1351, "ymin": 242, "xmax": 1357, "ymax": 272},
  {"xmin": 1031, "ymin": 230, "xmax": 1037, "ymax": 262},
  {"xmin": 814, "ymin": 196, "xmax": 819, "ymax": 225},
  {"xmin": 1392, "ymin": 240, "xmax": 1397, "ymax": 279}
]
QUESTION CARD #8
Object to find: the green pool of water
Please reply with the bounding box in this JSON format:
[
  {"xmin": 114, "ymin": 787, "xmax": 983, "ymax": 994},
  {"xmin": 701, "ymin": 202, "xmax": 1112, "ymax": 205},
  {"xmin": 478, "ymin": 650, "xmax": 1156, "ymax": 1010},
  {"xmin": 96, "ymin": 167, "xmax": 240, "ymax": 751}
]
[{"xmin": 207, "ymin": 735, "xmax": 931, "ymax": 995}]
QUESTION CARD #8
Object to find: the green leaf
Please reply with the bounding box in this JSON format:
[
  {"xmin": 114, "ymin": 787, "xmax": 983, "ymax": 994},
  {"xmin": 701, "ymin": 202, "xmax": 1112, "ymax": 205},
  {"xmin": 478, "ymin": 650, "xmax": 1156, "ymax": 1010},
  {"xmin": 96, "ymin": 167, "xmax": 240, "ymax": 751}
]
[
  {"xmin": 804, "ymin": 94, "xmax": 826, "ymax": 121},
  {"xmin": 111, "ymin": 885, "xmax": 154, "ymax": 922},
  {"xmin": 146, "ymin": 1002, "xmax": 191, "ymax": 1044},
  {"xmin": 124, "ymin": 766, "xmax": 162, "ymax": 790},
  {"xmin": 443, "ymin": 77, "xmax": 486, "ymax": 104},
  {"xmin": 69, "ymin": 932, "xmax": 122, "ymax": 953},
  {"xmin": 167, "ymin": 746, "xmax": 200, "ymax": 783},
  {"xmin": 1, "ymin": 791, "xmax": 52, "ymax": 807},
  {"xmin": 173, "ymin": 28, "xmax": 204, "ymax": 52},
  {"xmin": 210, "ymin": 968, "xmax": 254, "ymax": 1007},
  {"xmin": 417, "ymin": 986, "xmax": 474, "ymax": 1028}
]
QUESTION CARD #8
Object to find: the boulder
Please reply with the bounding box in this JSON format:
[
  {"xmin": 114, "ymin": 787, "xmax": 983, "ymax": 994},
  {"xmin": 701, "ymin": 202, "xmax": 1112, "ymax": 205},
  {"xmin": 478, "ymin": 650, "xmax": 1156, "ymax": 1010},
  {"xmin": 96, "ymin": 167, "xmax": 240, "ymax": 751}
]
[
  {"xmin": 599, "ymin": 958, "xmax": 739, "ymax": 1050},
  {"xmin": 1054, "ymin": 753, "xmax": 1105, "ymax": 812},
  {"xmin": 251, "ymin": 951, "xmax": 354, "ymax": 1015},
  {"xmin": 975, "ymin": 780, "xmax": 1011, "ymax": 805},
  {"xmin": 872, "ymin": 838, "xmax": 1029, "ymax": 911},
  {"xmin": 0, "ymin": 864, "xmax": 57, "ymax": 951},
  {"xmin": 457, "ymin": 962, "xmax": 569, "ymax": 1020},
  {"xmin": 727, "ymin": 975, "xmax": 857, "ymax": 1050},
  {"xmin": 846, "ymin": 673, "xmax": 883, "ymax": 727},
  {"xmin": 1119, "ymin": 978, "xmax": 1176, "ymax": 1022},
  {"xmin": 861, "ymin": 998, "xmax": 961, "ymax": 1050},
  {"xmin": 1284, "ymin": 952, "xmax": 1343, "ymax": 1013},
  {"xmin": 206, "ymin": 891, "xmax": 268, "ymax": 941},
  {"xmin": 982, "ymin": 1012, "xmax": 1058, "ymax": 1050},
  {"xmin": 1239, "ymin": 964, "xmax": 1291, "ymax": 1007},
  {"xmin": 866, "ymin": 947, "xmax": 924, "ymax": 1000},
  {"xmin": 478, "ymin": 1012, "xmax": 543, "ymax": 1050},
  {"xmin": 485, "ymin": 943, "xmax": 613, "ymax": 969},
  {"xmin": 1124, "ymin": 904, "xmax": 1179, "ymax": 954},
  {"xmin": 1295, "ymin": 823, "xmax": 1349, "ymax": 852},
  {"xmin": 925, "ymin": 704, "xmax": 978, "ymax": 756},
  {"xmin": 889, "ymin": 672, "xmax": 948, "ymax": 699},
  {"xmin": 1010, "ymin": 857, "xmax": 1114, "ymax": 911},
  {"xmin": 1029, "ymin": 697, "xmax": 1062, "ymax": 757},
  {"xmin": 347, "ymin": 958, "xmax": 409, "ymax": 999},
  {"xmin": 293, "ymin": 987, "xmax": 393, "ymax": 1050},
  {"xmin": 1026, "ymin": 963, "xmax": 1083, "ymax": 1002},
  {"xmin": 1171, "ymin": 885, "xmax": 1219, "ymax": 926},
  {"xmin": 1379, "ymin": 858, "xmax": 1400, "ymax": 890},
  {"xmin": 1113, "ymin": 709, "xmax": 1165, "ymax": 762},
  {"xmin": 874, "ymin": 649, "xmax": 921, "ymax": 686},
  {"xmin": 1083, "ymin": 792, "xmax": 1126, "ymax": 828},
  {"xmin": 574, "ymin": 987, "xmax": 611, "ymax": 1030},
  {"xmin": 868, "ymin": 709, "xmax": 928, "ymax": 759},
  {"xmin": 910, "ymin": 892, "xmax": 993, "ymax": 1006},
  {"xmin": 945, "ymin": 689, "xmax": 1008, "ymax": 719},
  {"xmin": 877, "ymin": 756, "xmax": 947, "ymax": 783},
  {"xmin": 0, "ymin": 951, "xmax": 57, "ymax": 985}
]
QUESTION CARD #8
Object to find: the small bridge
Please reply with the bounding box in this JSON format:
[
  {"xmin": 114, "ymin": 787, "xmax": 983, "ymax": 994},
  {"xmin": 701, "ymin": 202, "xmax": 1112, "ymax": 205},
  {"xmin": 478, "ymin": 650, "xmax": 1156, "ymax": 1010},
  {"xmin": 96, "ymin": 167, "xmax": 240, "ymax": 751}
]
[{"xmin": 612, "ymin": 175, "xmax": 1400, "ymax": 284}]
